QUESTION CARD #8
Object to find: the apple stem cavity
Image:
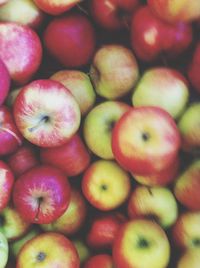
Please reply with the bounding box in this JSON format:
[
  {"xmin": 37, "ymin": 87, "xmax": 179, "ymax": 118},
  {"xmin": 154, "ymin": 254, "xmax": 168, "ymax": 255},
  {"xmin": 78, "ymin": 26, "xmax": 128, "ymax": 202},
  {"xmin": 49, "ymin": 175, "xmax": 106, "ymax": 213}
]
[
  {"xmin": 137, "ymin": 237, "xmax": 150, "ymax": 249},
  {"xmin": 101, "ymin": 184, "xmax": 108, "ymax": 191},
  {"xmin": 192, "ymin": 238, "xmax": 200, "ymax": 247},
  {"xmin": 36, "ymin": 251, "xmax": 46, "ymax": 262},
  {"xmin": 28, "ymin": 115, "xmax": 50, "ymax": 133},
  {"xmin": 0, "ymin": 125, "xmax": 22, "ymax": 146},
  {"xmin": 34, "ymin": 197, "xmax": 43, "ymax": 222},
  {"xmin": 142, "ymin": 132, "xmax": 150, "ymax": 142}
]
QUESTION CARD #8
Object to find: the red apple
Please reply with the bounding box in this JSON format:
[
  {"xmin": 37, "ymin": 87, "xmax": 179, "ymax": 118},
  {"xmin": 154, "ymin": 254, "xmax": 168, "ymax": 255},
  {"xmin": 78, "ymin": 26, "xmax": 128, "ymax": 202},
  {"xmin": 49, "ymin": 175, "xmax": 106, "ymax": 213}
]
[
  {"xmin": 84, "ymin": 254, "xmax": 114, "ymax": 268},
  {"xmin": 40, "ymin": 134, "xmax": 90, "ymax": 177},
  {"xmin": 13, "ymin": 79, "xmax": 81, "ymax": 148},
  {"xmin": 131, "ymin": 6, "xmax": 193, "ymax": 62},
  {"xmin": 0, "ymin": 58, "xmax": 10, "ymax": 106},
  {"xmin": 112, "ymin": 106, "xmax": 181, "ymax": 176},
  {"xmin": 43, "ymin": 13, "xmax": 96, "ymax": 68},
  {"xmin": 0, "ymin": 160, "xmax": 14, "ymax": 212},
  {"xmin": 188, "ymin": 42, "xmax": 200, "ymax": 94},
  {"xmin": 13, "ymin": 165, "xmax": 71, "ymax": 224},
  {"xmin": 0, "ymin": 22, "xmax": 42, "ymax": 85},
  {"xmin": 0, "ymin": 106, "xmax": 23, "ymax": 156}
]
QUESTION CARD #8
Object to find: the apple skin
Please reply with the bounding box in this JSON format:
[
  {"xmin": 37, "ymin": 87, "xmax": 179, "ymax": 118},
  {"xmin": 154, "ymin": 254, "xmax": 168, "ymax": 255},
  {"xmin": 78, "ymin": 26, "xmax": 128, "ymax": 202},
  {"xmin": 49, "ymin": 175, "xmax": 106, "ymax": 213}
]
[
  {"xmin": 73, "ymin": 239, "xmax": 90, "ymax": 265},
  {"xmin": 13, "ymin": 79, "xmax": 81, "ymax": 148},
  {"xmin": 82, "ymin": 160, "xmax": 131, "ymax": 211},
  {"xmin": 90, "ymin": 44, "xmax": 139, "ymax": 100},
  {"xmin": 16, "ymin": 232, "xmax": 80, "ymax": 268},
  {"xmin": 0, "ymin": 0, "xmax": 44, "ymax": 29},
  {"xmin": 90, "ymin": 0, "xmax": 139, "ymax": 30},
  {"xmin": 178, "ymin": 103, "xmax": 200, "ymax": 153},
  {"xmin": 50, "ymin": 70, "xmax": 96, "ymax": 116},
  {"xmin": 6, "ymin": 87, "xmax": 22, "ymax": 108},
  {"xmin": 13, "ymin": 165, "xmax": 71, "ymax": 224},
  {"xmin": 0, "ymin": 58, "xmax": 10, "ymax": 106},
  {"xmin": 128, "ymin": 186, "xmax": 178, "ymax": 229},
  {"xmin": 188, "ymin": 43, "xmax": 200, "ymax": 94},
  {"xmin": 174, "ymin": 159, "xmax": 200, "ymax": 210},
  {"xmin": 148, "ymin": 0, "xmax": 200, "ymax": 23},
  {"xmin": 34, "ymin": 0, "xmax": 81, "ymax": 15},
  {"xmin": 131, "ymin": 6, "xmax": 193, "ymax": 62},
  {"xmin": 83, "ymin": 101, "xmax": 130, "ymax": 159},
  {"xmin": 0, "ymin": 22, "xmax": 42, "ymax": 85},
  {"xmin": 43, "ymin": 13, "xmax": 96, "ymax": 68},
  {"xmin": 41, "ymin": 189, "xmax": 87, "ymax": 235},
  {"xmin": 86, "ymin": 213, "xmax": 126, "ymax": 250},
  {"xmin": 0, "ymin": 206, "xmax": 30, "ymax": 241},
  {"xmin": 84, "ymin": 254, "xmax": 113, "ymax": 268},
  {"xmin": 173, "ymin": 212, "xmax": 200, "ymax": 250},
  {"xmin": 0, "ymin": 231, "xmax": 8, "ymax": 268},
  {"xmin": 0, "ymin": 106, "xmax": 23, "ymax": 156},
  {"xmin": 132, "ymin": 67, "xmax": 189, "ymax": 119},
  {"xmin": 177, "ymin": 249, "xmax": 200, "ymax": 268},
  {"xmin": 112, "ymin": 106, "xmax": 181, "ymax": 176},
  {"xmin": 40, "ymin": 134, "xmax": 90, "ymax": 177},
  {"xmin": 0, "ymin": 160, "xmax": 14, "ymax": 212},
  {"xmin": 113, "ymin": 219, "xmax": 170, "ymax": 268}
]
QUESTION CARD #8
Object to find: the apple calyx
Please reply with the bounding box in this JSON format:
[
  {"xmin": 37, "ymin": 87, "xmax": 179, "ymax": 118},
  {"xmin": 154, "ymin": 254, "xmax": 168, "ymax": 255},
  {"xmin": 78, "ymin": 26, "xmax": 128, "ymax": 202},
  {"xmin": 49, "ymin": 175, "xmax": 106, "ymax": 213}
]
[
  {"xmin": 192, "ymin": 238, "xmax": 200, "ymax": 247},
  {"xmin": 101, "ymin": 184, "xmax": 108, "ymax": 191},
  {"xmin": 36, "ymin": 251, "xmax": 46, "ymax": 262},
  {"xmin": 28, "ymin": 115, "xmax": 50, "ymax": 133},
  {"xmin": 137, "ymin": 237, "xmax": 150, "ymax": 249},
  {"xmin": 0, "ymin": 125, "xmax": 22, "ymax": 146}
]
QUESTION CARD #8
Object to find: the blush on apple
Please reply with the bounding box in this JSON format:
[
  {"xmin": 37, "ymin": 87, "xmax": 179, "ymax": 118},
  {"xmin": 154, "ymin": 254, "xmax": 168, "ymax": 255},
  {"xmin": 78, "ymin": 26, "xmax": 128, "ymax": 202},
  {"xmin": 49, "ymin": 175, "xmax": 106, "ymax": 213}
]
[
  {"xmin": 0, "ymin": 57, "xmax": 10, "ymax": 106},
  {"xmin": 84, "ymin": 254, "xmax": 114, "ymax": 268}
]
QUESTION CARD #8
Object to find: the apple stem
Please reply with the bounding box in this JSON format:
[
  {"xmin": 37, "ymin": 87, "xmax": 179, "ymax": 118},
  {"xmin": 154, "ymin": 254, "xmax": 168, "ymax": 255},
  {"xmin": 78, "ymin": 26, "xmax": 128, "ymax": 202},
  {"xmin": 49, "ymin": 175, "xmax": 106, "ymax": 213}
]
[
  {"xmin": 28, "ymin": 116, "xmax": 49, "ymax": 133},
  {"xmin": 147, "ymin": 187, "xmax": 153, "ymax": 196},
  {"xmin": 34, "ymin": 197, "xmax": 43, "ymax": 222},
  {"xmin": 0, "ymin": 126, "xmax": 22, "ymax": 145}
]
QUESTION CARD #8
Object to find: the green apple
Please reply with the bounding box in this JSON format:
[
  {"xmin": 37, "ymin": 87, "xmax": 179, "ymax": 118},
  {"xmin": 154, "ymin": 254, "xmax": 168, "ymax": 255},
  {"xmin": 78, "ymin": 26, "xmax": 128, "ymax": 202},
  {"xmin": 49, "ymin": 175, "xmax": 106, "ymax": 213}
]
[
  {"xmin": 132, "ymin": 67, "xmax": 189, "ymax": 119},
  {"xmin": 72, "ymin": 239, "xmax": 90, "ymax": 265},
  {"xmin": 51, "ymin": 70, "xmax": 96, "ymax": 115},
  {"xmin": 177, "ymin": 249, "xmax": 200, "ymax": 268},
  {"xmin": 83, "ymin": 101, "xmax": 130, "ymax": 159},
  {"xmin": 90, "ymin": 44, "xmax": 139, "ymax": 100},
  {"xmin": 0, "ymin": 231, "xmax": 8, "ymax": 268}
]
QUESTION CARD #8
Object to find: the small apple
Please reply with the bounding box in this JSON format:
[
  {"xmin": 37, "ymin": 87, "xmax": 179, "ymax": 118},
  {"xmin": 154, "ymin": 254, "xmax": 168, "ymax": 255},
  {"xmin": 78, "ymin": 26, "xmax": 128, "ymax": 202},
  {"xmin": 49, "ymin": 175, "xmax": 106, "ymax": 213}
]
[
  {"xmin": 13, "ymin": 79, "xmax": 81, "ymax": 148},
  {"xmin": 0, "ymin": 22, "xmax": 42, "ymax": 85},
  {"xmin": 188, "ymin": 42, "xmax": 200, "ymax": 94},
  {"xmin": 16, "ymin": 232, "xmax": 80, "ymax": 268},
  {"xmin": 83, "ymin": 101, "xmax": 130, "ymax": 159},
  {"xmin": 112, "ymin": 106, "xmax": 181, "ymax": 175},
  {"xmin": 84, "ymin": 254, "xmax": 114, "ymax": 268},
  {"xmin": 72, "ymin": 239, "xmax": 90, "ymax": 265},
  {"xmin": 13, "ymin": 165, "xmax": 71, "ymax": 224},
  {"xmin": 128, "ymin": 186, "xmax": 178, "ymax": 229},
  {"xmin": 177, "ymin": 249, "xmax": 200, "ymax": 268},
  {"xmin": 82, "ymin": 160, "xmax": 131, "ymax": 211},
  {"xmin": 0, "ymin": 231, "xmax": 8, "ymax": 268},
  {"xmin": 90, "ymin": 44, "xmax": 139, "ymax": 100},
  {"xmin": 0, "ymin": 58, "xmax": 10, "ymax": 106}
]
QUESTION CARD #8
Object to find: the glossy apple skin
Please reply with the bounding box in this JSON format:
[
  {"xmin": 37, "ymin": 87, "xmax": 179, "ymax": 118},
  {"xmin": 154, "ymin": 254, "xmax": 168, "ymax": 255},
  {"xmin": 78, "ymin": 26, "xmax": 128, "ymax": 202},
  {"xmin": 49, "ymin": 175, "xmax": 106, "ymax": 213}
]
[
  {"xmin": 40, "ymin": 134, "xmax": 90, "ymax": 177},
  {"xmin": 16, "ymin": 232, "xmax": 80, "ymax": 268},
  {"xmin": 112, "ymin": 106, "xmax": 181, "ymax": 176},
  {"xmin": 13, "ymin": 165, "xmax": 71, "ymax": 224},
  {"xmin": 86, "ymin": 213, "xmax": 126, "ymax": 249},
  {"xmin": 0, "ymin": 58, "xmax": 10, "ymax": 106},
  {"xmin": 131, "ymin": 6, "xmax": 193, "ymax": 62},
  {"xmin": 0, "ymin": 106, "xmax": 23, "ymax": 156},
  {"xmin": 113, "ymin": 219, "xmax": 170, "ymax": 268},
  {"xmin": 34, "ymin": 0, "xmax": 81, "ymax": 15},
  {"xmin": 174, "ymin": 160, "xmax": 200, "ymax": 210},
  {"xmin": 0, "ymin": 160, "xmax": 14, "ymax": 212},
  {"xmin": 13, "ymin": 79, "xmax": 81, "ymax": 148},
  {"xmin": 43, "ymin": 13, "xmax": 96, "ymax": 68},
  {"xmin": 188, "ymin": 43, "xmax": 200, "ymax": 94},
  {"xmin": 0, "ymin": 22, "xmax": 42, "ymax": 85},
  {"xmin": 84, "ymin": 254, "xmax": 113, "ymax": 268},
  {"xmin": 90, "ymin": 0, "xmax": 139, "ymax": 30}
]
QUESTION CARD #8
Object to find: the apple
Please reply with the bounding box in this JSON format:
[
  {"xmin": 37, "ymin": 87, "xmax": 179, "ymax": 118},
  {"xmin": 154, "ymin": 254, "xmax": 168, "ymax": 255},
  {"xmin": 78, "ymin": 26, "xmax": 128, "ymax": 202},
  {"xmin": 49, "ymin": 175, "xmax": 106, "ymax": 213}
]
[
  {"xmin": 177, "ymin": 249, "xmax": 200, "ymax": 268},
  {"xmin": 13, "ymin": 79, "xmax": 81, "ymax": 148},
  {"xmin": 0, "ymin": 160, "xmax": 14, "ymax": 212},
  {"xmin": 174, "ymin": 159, "xmax": 200, "ymax": 210},
  {"xmin": 6, "ymin": 88, "xmax": 22, "ymax": 108},
  {"xmin": 83, "ymin": 101, "xmax": 130, "ymax": 159},
  {"xmin": 72, "ymin": 239, "xmax": 90, "ymax": 265},
  {"xmin": 0, "ymin": 0, "xmax": 44, "ymax": 29},
  {"xmin": 41, "ymin": 189, "xmax": 87, "ymax": 235},
  {"xmin": 0, "ymin": 22, "xmax": 42, "ymax": 85},
  {"xmin": 90, "ymin": 0, "xmax": 139, "ymax": 30},
  {"xmin": 0, "ymin": 58, "xmax": 10, "ymax": 106},
  {"xmin": 13, "ymin": 165, "xmax": 71, "ymax": 224},
  {"xmin": 178, "ymin": 103, "xmax": 200, "ymax": 153},
  {"xmin": 16, "ymin": 232, "xmax": 80, "ymax": 268},
  {"xmin": 34, "ymin": 0, "xmax": 81, "ymax": 15},
  {"xmin": 90, "ymin": 44, "xmax": 139, "ymax": 100},
  {"xmin": 0, "ymin": 106, "xmax": 23, "ymax": 156},
  {"xmin": 128, "ymin": 186, "xmax": 178, "ymax": 229},
  {"xmin": 43, "ymin": 13, "xmax": 96, "ymax": 68},
  {"xmin": 50, "ymin": 70, "xmax": 96, "ymax": 116},
  {"xmin": 84, "ymin": 254, "xmax": 114, "ymax": 268},
  {"xmin": 188, "ymin": 42, "xmax": 200, "ymax": 94},
  {"xmin": 6, "ymin": 143, "xmax": 39, "ymax": 177},
  {"xmin": 0, "ymin": 206, "xmax": 30, "ymax": 241},
  {"xmin": 173, "ymin": 212, "xmax": 200, "ymax": 250},
  {"xmin": 112, "ymin": 106, "xmax": 181, "ymax": 176},
  {"xmin": 82, "ymin": 160, "xmax": 131, "ymax": 211},
  {"xmin": 131, "ymin": 6, "xmax": 193, "ymax": 62},
  {"xmin": 0, "ymin": 231, "xmax": 8, "ymax": 268},
  {"xmin": 86, "ymin": 212, "xmax": 126, "ymax": 249},
  {"xmin": 148, "ymin": 0, "xmax": 200, "ymax": 23},
  {"xmin": 40, "ymin": 134, "xmax": 90, "ymax": 177},
  {"xmin": 132, "ymin": 67, "xmax": 189, "ymax": 119}
]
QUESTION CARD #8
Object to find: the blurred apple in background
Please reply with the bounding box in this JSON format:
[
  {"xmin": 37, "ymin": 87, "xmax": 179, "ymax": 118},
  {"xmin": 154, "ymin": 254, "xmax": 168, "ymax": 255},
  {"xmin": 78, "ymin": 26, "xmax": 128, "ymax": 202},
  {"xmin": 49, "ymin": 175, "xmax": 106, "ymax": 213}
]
[
  {"xmin": 84, "ymin": 254, "xmax": 114, "ymax": 268},
  {"xmin": 6, "ymin": 88, "xmax": 22, "ymax": 108},
  {"xmin": 177, "ymin": 249, "xmax": 200, "ymax": 268},
  {"xmin": 188, "ymin": 42, "xmax": 200, "ymax": 94},
  {"xmin": 0, "ymin": 58, "xmax": 10, "ymax": 106},
  {"xmin": 72, "ymin": 239, "xmax": 90, "ymax": 266},
  {"xmin": 0, "ymin": 231, "xmax": 8, "ymax": 268}
]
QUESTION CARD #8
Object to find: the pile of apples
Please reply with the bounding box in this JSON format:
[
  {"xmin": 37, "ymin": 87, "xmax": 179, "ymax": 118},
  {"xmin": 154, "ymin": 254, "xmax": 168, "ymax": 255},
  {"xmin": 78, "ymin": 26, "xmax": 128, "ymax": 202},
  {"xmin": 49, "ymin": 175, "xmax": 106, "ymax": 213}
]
[{"xmin": 0, "ymin": 0, "xmax": 200, "ymax": 267}]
